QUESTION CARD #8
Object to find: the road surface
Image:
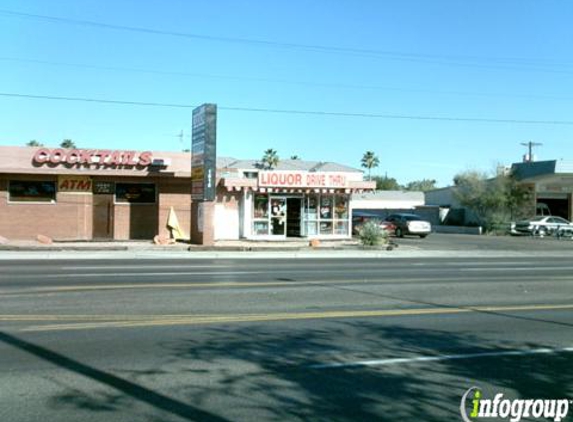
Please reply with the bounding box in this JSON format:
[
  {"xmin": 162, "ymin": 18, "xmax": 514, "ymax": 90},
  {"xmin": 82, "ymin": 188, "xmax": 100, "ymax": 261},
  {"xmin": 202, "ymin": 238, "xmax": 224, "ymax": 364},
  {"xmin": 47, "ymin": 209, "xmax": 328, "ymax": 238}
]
[{"xmin": 1, "ymin": 257, "xmax": 572, "ymax": 421}]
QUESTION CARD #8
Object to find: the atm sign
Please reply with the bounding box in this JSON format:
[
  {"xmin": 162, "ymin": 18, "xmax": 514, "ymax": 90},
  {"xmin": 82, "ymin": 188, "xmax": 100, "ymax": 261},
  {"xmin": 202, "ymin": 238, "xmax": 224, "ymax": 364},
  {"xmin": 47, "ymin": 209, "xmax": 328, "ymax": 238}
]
[{"xmin": 58, "ymin": 176, "xmax": 92, "ymax": 193}]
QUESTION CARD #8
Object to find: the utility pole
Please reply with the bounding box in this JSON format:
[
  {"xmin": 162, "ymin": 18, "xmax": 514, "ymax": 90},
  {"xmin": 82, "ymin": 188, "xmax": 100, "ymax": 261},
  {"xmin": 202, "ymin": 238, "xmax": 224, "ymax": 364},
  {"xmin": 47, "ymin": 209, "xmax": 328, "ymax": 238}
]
[{"xmin": 520, "ymin": 141, "xmax": 542, "ymax": 162}]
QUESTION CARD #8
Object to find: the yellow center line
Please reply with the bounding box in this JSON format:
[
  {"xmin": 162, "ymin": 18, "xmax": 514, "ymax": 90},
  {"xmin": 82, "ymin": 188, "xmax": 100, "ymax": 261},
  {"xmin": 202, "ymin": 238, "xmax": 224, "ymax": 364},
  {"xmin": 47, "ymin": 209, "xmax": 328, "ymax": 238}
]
[
  {"xmin": 0, "ymin": 281, "xmax": 312, "ymax": 296},
  {"xmin": 0, "ymin": 314, "xmax": 223, "ymax": 321},
  {"xmin": 4, "ymin": 303, "xmax": 572, "ymax": 332}
]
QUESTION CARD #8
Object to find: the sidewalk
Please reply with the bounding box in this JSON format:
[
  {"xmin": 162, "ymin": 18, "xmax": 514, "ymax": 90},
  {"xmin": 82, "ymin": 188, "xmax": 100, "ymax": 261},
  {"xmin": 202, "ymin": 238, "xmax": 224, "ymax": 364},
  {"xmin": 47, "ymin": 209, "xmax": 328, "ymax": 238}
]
[
  {"xmin": 0, "ymin": 239, "xmax": 570, "ymax": 260},
  {"xmin": 2, "ymin": 236, "xmax": 572, "ymax": 260},
  {"xmin": 0, "ymin": 237, "xmax": 413, "ymax": 260},
  {"xmin": 0, "ymin": 238, "xmax": 362, "ymax": 252}
]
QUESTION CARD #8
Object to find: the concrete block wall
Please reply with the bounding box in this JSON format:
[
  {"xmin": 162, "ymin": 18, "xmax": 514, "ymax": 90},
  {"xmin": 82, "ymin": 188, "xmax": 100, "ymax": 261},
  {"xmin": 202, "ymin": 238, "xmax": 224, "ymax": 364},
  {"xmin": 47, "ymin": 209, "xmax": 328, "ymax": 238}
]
[{"xmin": 214, "ymin": 191, "xmax": 241, "ymax": 240}]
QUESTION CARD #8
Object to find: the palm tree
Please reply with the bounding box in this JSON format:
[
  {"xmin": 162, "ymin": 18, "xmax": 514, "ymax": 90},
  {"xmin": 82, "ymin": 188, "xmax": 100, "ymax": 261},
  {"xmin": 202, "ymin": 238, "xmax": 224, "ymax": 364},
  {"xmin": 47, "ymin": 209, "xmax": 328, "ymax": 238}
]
[
  {"xmin": 361, "ymin": 151, "xmax": 379, "ymax": 181},
  {"xmin": 290, "ymin": 155, "xmax": 301, "ymax": 160},
  {"xmin": 60, "ymin": 139, "xmax": 77, "ymax": 149},
  {"xmin": 26, "ymin": 140, "xmax": 43, "ymax": 147},
  {"xmin": 262, "ymin": 149, "xmax": 279, "ymax": 169}
]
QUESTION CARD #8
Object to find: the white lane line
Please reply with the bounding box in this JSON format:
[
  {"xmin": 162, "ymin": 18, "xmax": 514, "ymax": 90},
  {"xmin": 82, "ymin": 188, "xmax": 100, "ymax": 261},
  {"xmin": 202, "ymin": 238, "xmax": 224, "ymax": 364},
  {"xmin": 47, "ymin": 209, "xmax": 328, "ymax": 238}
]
[
  {"xmin": 310, "ymin": 347, "xmax": 573, "ymax": 369},
  {"xmin": 1, "ymin": 271, "xmax": 267, "ymax": 279},
  {"xmin": 461, "ymin": 266, "xmax": 573, "ymax": 272},
  {"xmin": 411, "ymin": 262, "xmax": 537, "ymax": 267},
  {"xmin": 62, "ymin": 265, "xmax": 233, "ymax": 270}
]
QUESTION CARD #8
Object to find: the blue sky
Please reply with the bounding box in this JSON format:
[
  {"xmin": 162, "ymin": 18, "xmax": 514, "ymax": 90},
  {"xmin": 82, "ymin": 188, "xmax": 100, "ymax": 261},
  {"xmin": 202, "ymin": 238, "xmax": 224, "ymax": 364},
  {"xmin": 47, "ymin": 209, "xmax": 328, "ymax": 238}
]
[{"xmin": 1, "ymin": 0, "xmax": 572, "ymax": 186}]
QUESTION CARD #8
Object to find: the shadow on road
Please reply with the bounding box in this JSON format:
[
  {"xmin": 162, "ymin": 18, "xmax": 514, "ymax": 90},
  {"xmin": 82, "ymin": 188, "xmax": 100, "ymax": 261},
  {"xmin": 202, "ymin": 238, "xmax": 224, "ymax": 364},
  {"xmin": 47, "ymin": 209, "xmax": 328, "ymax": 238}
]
[
  {"xmin": 162, "ymin": 322, "xmax": 573, "ymax": 421},
  {"xmin": 2, "ymin": 319, "xmax": 572, "ymax": 421},
  {"xmin": 0, "ymin": 331, "xmax": 232, "ymax": 422}
]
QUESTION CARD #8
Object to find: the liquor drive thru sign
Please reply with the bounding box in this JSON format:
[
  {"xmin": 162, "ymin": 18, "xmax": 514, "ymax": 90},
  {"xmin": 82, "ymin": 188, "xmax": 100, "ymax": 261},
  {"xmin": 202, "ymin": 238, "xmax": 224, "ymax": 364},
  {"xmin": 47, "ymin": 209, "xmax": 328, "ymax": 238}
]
[
  {"xmin": 258, "ymin": 171, "xmax": 350, "ymax": 188},
  {"xmin": 191, "ymin": 104, "xmax": 217, "ymax": 201}
]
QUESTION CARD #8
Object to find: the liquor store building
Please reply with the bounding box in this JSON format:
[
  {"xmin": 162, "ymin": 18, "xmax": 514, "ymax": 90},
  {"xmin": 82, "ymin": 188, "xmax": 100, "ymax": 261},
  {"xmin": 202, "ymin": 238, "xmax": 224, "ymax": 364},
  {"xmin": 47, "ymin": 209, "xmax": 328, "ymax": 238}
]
[
  {"xmin": 0, "ymin": 146, "xmax": 374, "ymax": 242},
  {"xmin": 218, "ymin": 159, "xmax": 375, "ymax": 240}
]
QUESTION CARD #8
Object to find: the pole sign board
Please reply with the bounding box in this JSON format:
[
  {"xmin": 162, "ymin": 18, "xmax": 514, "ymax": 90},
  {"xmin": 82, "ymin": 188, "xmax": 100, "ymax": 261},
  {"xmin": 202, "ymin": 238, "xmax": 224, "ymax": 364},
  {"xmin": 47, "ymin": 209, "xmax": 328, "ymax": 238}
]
[{"xmin": 191, "ymin": 104, "xmax": 217, "ymax": 201}]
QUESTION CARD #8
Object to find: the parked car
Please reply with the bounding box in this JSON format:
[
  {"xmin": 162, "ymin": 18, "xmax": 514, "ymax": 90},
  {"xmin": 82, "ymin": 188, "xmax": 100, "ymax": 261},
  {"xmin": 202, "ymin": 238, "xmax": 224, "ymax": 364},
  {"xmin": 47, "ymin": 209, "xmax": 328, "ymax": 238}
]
[
  {"xmin": 352, "ymin": 212, "xmax": 396, "ymax": 236},
  {"xmin": 385, "ymin": 213, "xmax": 432, "ymax": 238},
  {"xmin": 511, "ymin": 215, "xmax": 573, "ymax": 236}
]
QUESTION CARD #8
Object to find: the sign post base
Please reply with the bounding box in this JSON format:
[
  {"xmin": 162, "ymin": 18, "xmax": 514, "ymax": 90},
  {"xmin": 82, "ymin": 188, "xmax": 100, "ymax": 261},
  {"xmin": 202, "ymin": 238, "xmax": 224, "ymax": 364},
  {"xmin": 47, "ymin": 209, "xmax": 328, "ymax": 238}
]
[{"xmin": 190, "ymin": 201, "xmax": 215, "ymax": 246}]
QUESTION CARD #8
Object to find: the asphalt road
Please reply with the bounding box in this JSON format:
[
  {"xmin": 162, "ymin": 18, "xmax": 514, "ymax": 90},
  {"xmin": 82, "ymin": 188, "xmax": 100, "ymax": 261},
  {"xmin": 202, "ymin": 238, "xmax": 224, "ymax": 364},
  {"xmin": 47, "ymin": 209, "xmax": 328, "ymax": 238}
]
[
  {"xmin": 395, "ymin": 232, "xmax": 573, "ymax": 251},
  {"xmin": 1, "ymin": 257, "xmax": 572, "ymax": 422}
]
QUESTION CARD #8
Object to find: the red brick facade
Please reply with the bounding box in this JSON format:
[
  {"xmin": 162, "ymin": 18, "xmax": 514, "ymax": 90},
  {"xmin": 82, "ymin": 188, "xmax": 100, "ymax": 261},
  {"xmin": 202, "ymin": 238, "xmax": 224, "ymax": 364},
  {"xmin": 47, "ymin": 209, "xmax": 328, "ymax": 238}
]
[{"xmin": 0, "ymin": 147, "xmax": 193, "ymax": 241}]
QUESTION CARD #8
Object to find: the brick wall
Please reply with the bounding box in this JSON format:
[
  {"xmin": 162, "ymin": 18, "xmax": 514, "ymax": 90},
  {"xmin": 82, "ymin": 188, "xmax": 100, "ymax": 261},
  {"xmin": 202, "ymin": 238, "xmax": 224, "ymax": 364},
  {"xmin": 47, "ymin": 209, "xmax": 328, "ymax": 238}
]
[
  {"xmin": 113, "ymin": 203, "xmax": 158, "ymax": 240},
  {"xmin": 0, "ymin": 175, "xmax": 92, "ymax": 240},
  {"xmin": 0, "ymin": 174, "xmax": 193, "ymax": 241},
  {"xmin": 157, "ymin": 179, "xmax": 192, "ymax": 239}
]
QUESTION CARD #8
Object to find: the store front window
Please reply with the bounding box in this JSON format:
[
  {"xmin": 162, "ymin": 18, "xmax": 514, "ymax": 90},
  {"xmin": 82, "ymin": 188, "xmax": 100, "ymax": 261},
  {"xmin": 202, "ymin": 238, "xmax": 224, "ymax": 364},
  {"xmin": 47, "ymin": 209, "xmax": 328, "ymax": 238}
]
[
  {"xmin": 8, "ymin": 180, "xmax": 56, "ymax": 203},
  {"xmin": 304, "ymin": 196, "xmax": 319, "ymax": 236},
  {"xmin": 253, "ymin": 194, "xmax": 269, "ymax": 235},
  {"xmin": 252, "ymin": 194, "xmax": 288, "ymax": 236},
  {"xmin": 310, "ymin": 194, "xmax": 349, "ymax": 236},
  {"xmin": 251, "ymin": 193, "xmax": 350, "ymax": 238},
  {"xmin": 115, "ymin": 183, "xmax": 156, "ymax": 203},
  {"xmin": 334, "ymin": 195, "xmax": 349, "ymax": 235}
]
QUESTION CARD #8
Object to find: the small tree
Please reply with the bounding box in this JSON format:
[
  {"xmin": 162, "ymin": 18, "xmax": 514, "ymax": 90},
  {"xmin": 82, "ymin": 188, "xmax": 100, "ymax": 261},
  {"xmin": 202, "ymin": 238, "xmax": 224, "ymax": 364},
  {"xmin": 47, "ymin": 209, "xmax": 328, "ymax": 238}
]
[
  {"xmin": 60, "ymin": 139, "xmax": 76, "ymax": 149},
  {"xmin": 503, "ymin": 175, "xmax": 535, "ymax": 221},
  {"xmin": 26, "ymin": 140, "xmax": 43, "ymax": 147},
  {"xmin": 262, "ymin": 149, "xmax": 279, "ymax": 169},
  {"xmin": 405, "ymin": 179, "xmax": 437, "ymax": 192},
  {"xmin": 290, "ymin": 155, "xmax": 301, "ymax": 160},
  {"xmin": 372, "ymin": 175, "xmax": 401, "ymax": 191},
  {"xmin": 453, "ymin": 170, "xmax": 533, "ymax": 231},
  {"xmin": 357, "ymin": 220, "xmax": 388, "ymax": 247},
  {"xmin": 361, "ymin": 151, "xmax": 379, "ymax": 181}
]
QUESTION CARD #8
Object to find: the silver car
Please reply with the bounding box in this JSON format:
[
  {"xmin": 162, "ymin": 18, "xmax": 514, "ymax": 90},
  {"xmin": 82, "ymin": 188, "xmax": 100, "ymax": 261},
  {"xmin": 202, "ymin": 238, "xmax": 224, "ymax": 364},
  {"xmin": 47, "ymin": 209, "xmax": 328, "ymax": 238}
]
[
  {"xmin": 385, "ymin": 213, "xmax": 432, "ymax": 238},
  {"xmin": 511, "ymin": 216, "xmax": 573, "ymax": 236}
]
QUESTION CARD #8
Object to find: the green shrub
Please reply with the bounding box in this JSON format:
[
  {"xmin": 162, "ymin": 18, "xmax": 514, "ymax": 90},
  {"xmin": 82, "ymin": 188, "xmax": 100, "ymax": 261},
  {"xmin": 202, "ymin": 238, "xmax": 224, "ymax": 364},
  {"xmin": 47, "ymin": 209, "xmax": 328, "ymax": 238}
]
[{"xmin": 358, "ymin": 220, "xmax": 389, "ymax": 247}]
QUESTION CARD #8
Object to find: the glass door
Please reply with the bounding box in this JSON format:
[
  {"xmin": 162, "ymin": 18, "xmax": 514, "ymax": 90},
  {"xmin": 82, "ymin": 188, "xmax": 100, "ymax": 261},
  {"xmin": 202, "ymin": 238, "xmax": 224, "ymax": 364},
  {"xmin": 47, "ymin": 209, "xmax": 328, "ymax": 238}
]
[{"xmin": 270, "ymin": 197, "xmax": 287, "ymax": 236}]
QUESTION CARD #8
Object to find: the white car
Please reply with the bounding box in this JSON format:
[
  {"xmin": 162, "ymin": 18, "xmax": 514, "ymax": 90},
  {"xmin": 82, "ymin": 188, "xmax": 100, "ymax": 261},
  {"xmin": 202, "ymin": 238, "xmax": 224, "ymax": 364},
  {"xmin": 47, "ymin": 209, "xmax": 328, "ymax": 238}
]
[
  {"xmin": 511, "ymin": 216, "xmax": 573, "ymax": 236},
  {"xmin": 385, "ymin": 213, "xmax": 432, "ymax": 238}
]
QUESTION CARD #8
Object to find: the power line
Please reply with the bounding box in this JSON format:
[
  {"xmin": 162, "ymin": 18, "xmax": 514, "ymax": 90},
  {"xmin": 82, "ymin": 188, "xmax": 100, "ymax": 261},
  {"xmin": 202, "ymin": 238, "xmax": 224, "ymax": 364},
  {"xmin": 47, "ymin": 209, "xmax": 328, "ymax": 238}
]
[
  {"xmin": 3, "ymin": 56, "xmax": 573, "ymax": 101},
  {"xmin": 1, "ymin": 9, "xmax": 573, "ymax": 72},
  {"xmin": 2, "ymin": 92, "xmax": 573, "ymax": 126},
  {"xmin": 0, "ymin": 92, "xmax": 195, "ymax": 108}
]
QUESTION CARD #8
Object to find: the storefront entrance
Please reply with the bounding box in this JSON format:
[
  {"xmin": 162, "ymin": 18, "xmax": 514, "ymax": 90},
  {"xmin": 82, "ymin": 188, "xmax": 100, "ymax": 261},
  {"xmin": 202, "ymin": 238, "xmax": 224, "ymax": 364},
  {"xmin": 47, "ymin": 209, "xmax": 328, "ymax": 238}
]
[
  {"xmin": 250, "ymin": 192, "xmax": 350, "ymax": 239},
  {"xmin": 269, "ymin": 196, "xmax": 302, "ymax": 237},
  {"xmin": 92, "ymin": 194, "xmax": 114, "ymax": 239},
  {"xmin": 286, "ymin": 197, "xmax": 302, "ymax": 237}
]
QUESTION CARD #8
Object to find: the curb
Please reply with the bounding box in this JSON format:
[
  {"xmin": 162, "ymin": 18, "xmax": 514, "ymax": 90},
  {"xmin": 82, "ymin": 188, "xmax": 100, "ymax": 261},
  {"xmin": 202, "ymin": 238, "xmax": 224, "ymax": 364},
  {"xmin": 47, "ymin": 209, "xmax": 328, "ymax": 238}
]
[
  {"xmin": 0, "ymin": 246, "xmax": 129, "ymax": 252},
  {"xmin": 0, "ymin": 245, "xmax": 397, "ymax": 253}
]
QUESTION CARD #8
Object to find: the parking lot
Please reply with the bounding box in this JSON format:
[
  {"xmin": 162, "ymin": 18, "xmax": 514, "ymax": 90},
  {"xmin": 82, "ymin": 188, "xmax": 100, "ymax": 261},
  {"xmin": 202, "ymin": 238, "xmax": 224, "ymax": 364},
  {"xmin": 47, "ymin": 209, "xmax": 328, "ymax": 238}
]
[{"xmin": 394, "ymin": 232, "xmax": 573, "ymax": 252}]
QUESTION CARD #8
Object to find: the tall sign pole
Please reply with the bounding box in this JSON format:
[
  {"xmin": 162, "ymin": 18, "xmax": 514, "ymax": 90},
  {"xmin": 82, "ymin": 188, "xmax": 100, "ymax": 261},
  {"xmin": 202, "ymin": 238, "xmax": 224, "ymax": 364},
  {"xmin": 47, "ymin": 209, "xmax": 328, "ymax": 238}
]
[{"xmin": 191, "ymin": 104, "xmax": 217, "ymax": 245}]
